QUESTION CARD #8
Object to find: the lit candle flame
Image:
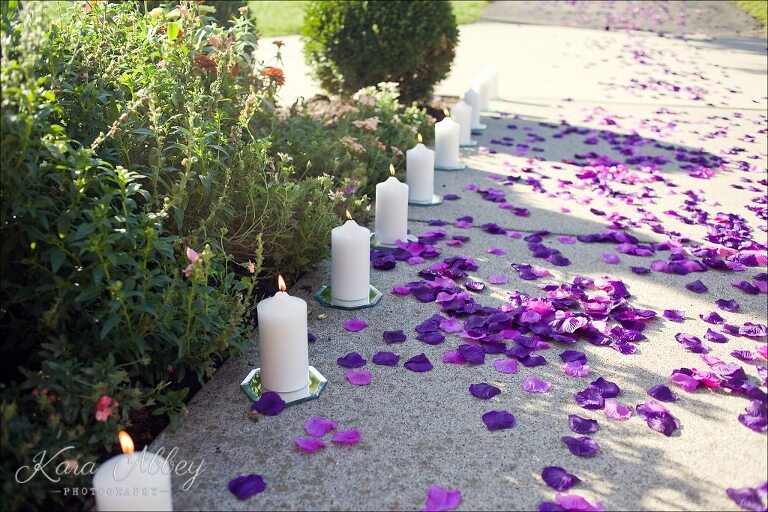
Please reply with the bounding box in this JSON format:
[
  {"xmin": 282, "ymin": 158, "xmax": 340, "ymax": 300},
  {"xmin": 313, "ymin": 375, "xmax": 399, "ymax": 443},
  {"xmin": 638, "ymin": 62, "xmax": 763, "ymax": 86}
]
[
  {"xmin": 345, "ymin": 209, "xmax": 353, "ymax": 221},
  {"xmin": 278, "ymin": 275, "xmax": 286, "ymax": 292},
  {"xmin": 417, "ymin": 133, "xmax": 423, "ymax": 144},
  {"xmin": 389, "ymin": 164, "xmax": 396, "ymax": 176},
  {"xmin": 118, "ymin": 431, "xmax": 134, "ymax": 455},
  {"xmin": 443, "ymin": 108, "xmax": 450, "ymax": 117}
]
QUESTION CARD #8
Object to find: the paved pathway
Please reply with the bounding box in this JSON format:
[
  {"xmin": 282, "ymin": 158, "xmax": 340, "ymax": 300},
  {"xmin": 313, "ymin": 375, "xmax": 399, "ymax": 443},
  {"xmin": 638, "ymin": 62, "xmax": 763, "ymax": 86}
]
[{"xmin": 155, "ymin": 4, "xmax": 767, "ymax": 510}]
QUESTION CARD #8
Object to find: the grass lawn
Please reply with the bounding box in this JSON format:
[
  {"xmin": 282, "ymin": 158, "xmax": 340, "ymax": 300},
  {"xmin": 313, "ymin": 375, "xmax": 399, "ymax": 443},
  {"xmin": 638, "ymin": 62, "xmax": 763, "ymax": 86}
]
[
  {"xmin": 735, "ymin": 0, "xmax": 768, "ymax": 26},
  {"xmin": 248, "ymin": 0, "xmax": 488, "ymax": 37}
]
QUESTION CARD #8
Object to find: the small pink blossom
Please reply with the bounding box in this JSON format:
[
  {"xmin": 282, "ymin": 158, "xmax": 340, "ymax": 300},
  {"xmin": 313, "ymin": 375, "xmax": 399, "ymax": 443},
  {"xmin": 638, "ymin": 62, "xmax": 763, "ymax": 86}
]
[
  {"xmin": 95, "ymin": 395, "xmax": 119, "ymax": 422},
  {"xmin": 184, "ymin": 247, "xmax": 200, "ymax": 278}
]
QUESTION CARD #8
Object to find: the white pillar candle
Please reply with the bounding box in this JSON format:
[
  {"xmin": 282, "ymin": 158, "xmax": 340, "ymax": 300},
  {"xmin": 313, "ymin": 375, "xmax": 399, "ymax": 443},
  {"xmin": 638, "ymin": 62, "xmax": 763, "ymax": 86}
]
[
  {"xmin": 375, "ymin": 165, "xmax": 409, "ymax": 244},
  {"xmin": 93, "ymin": 432, "xmax": 173, "ymax": 511},
  {"xmin": 464, "ymin": 88, "xmax": 484, "ymax": 130},
  {"xmin": 434, "ymin": 114, "xmax": 460, "ymax": 168},
  {"xmin": 472, "ymin": 74, "xmax": 491, "ymax": 111},
  {"xmin": 450, "ymin": 100, "xmax": 473, "ymax": 146},
  {"xmin": 482, "ymin": 66, "xmax": 499, "ymax": 99},
  {"xmin": 331, "ymin": 213, "xmax": 371, "ymax": 303},
  {"xmin": 257, "ymin": 276, "xmax": 309, "ymax": 393},
  {"xmin": 406, "ymin": 133, "xmax": 435, "ymax": 202}
]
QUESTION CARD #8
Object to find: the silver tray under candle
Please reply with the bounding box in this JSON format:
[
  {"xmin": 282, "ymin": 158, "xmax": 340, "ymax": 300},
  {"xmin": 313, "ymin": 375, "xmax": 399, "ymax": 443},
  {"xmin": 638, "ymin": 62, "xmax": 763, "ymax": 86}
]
[
  {"xmin": 241, "ymin": 366, "xmax": 327, "ymax": 405},
  {"xmin": 435, "ymin": 162, "xmax": 467, "ymax": 172},
  {"xmin": 460, "ymin": 140, "xmax": 478, "ymax": 147},
  {"xmin": 409, "ymin": 194, "xmax": 444, "ymax": 207},
  {"xmin": 315, "ymin": 283, "xmax": 383, "ymax": 310},
  {"xmin": 370, "ymin": 232, "xmax": 418, "ymax": 249}
]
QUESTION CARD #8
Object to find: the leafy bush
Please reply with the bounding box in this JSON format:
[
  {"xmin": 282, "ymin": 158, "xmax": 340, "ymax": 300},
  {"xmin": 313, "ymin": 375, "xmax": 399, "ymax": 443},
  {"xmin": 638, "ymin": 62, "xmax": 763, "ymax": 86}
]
[
  {"xmin": 302, "ymin": 0, "xmax": 459, "ymax": 103},
  {"xmin": 268, "ymin": 82, "xmax": 433, "ymax": 199}
]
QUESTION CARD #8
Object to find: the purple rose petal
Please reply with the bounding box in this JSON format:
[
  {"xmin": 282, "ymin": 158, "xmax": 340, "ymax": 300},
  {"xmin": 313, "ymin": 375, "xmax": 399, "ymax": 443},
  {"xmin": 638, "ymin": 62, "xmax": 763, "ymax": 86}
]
[
  {"xmin": 562, "ymin": 436, "xmax": 599, "ymax": 457},
  {"xmin": 488, "ymin": 274, "xmax": 509, "ymax": 285},
  {"xmin": 343, "ymin": 317, "xmax": 368, "ymax": 332},
  {"xmin": 487, "ymin": 247, "xmax": 507, "ymax": 256},
  {"xmin": 663, "ymin": 309, "xmax": 686, "ymax": 323},
  {"xmin": 648, "ymin": 384, "xmax": 678, "ymax": 402},
  {"xmin": 554, "ymin": 494, "xmax": 605, "ymax": 512},
  {"xmin": 372, "ymin": 351, "xmax": 400, "ymax": 366},
  {"xmin": 738, "ymin": 400, "xmax": 767, "ymax": 432},
  {"xmin": 346, "ymin": 369, "xmax": 372, "ymax": 385},
  {"xmin": 541, "ymin": 466, "xmax": 581, "ymax": 492},
  {"xmin": 465, "ymin": 281, "xmax": 486, "ymax": 292},
  {"xmin": 568, "ymin": 414, "xmax": 600, "ymax": 434},
  {"xmin": 251, "ymin": 391, "xmax": 285, "ymax": 416},
  {"xmin": 294, "ymin": 437, "xmax": 326, "ymax": 453},
  {"xmin": 563, "ymin": 361, "xmax": 592, "ymax": 378},
  {"xmin": 337, "ymin": 351, "xmax": 367, "ymax": 368},
  {"xmin": 405, "ymin": 353, "xmax": 434, "ymax": 372},
  {"xmin": 469, "ymin": 383, "xmax": 502, "ymax": 399},
  {"xmin": 700, "ymin": 311, "xmax": 725, "ymax": 325},
  {"xmin": 331, "ymin": 429, "xmax": 361, "ymax": 445},
  {"xmin": 522, "ymin": 375, "xmax": 552, "ymax": 393},
  {"xmin": 590, "ymin": 377, "xmax": 620, "ymax": 398},
  {"xmin": 492, "ymin": 358, "xmax": 519, "ymax": 374},
  {"xmin": 422, "ymin": 485, "xmax": 462, "ymax": 512},
  {"xmin": 482, "ymin": 410, "xmax": 516, "ymax": 431},
  {"xmin": 715, "ymin": 298, "xmax": 740, "ymax": 312},
  {"xmin": 636, "ymin": 400, "xmax": 679, "ymax": 436},
  {"xmin": 705, "ymin": 328, "xmax": 728, "ymax": 343},
  {"xmin": 604, "ymin": 399, "xmax": 633, "ymax": 420},
  {"xmin": 574, "ymin": 386, "xmax": 605, "ymax": 410},
  {"xmin": 383, "ymin": 330, "xmax": 407, "ymax": 343},
  {"xmin": 726, "ymin": 485, "xmax": 767, "ymax": 512},
  {"xmin": 228, "ymin": 474, "xmax": 267, "ymax": 500},
  {"xmin": 685, "ymin": 280, "xmax": 708, "ymax": 293},
  {"xmin": 304, "ymin": 416, "xmax": 337, "ymax": 437},
  {"xmin": 602, "ymin": 253, "xmax": 620, "ymax": 264},
  {"xmin": 457, "ymin": 344, "xmax": 485, "ymax": 365}
]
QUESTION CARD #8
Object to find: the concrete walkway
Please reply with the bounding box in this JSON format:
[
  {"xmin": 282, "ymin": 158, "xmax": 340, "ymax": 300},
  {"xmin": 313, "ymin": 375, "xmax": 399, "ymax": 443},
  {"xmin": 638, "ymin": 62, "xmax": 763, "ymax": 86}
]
[{"xmin": 155, "ymin": 4, "xmax": 767, "ymax": 511}]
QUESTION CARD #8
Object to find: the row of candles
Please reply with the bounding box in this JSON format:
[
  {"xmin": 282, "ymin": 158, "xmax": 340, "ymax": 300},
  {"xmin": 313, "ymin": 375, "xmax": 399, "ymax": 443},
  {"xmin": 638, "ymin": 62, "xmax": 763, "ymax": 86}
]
[{"xmin": 92, "ymin": 68, "xmax": 499, "ymax": 511}]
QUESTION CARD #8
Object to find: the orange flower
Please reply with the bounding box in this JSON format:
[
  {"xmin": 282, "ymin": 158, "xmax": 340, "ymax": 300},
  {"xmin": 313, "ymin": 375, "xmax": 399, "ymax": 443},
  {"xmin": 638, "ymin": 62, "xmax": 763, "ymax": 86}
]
[
  {"xmin": 260, "ymin": 66, "xmax": 285, "ymax": 86},
  {"xmin": 194, "ymin": 54, "xmax": 217, "ymax": 73},
  {"xmin": 272, "ymin": 40, "xmax": 285, "ymax": 48}
]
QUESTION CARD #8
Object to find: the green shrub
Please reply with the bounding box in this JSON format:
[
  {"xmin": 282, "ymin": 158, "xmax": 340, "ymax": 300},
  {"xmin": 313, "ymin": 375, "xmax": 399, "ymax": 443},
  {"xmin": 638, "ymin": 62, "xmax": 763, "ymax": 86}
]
[
  {"xmin": 268, "ymin": 82, "xmax": 433, "ymax": 200},
  {"xmin": 302, "ymin": 0, "xmax": 459, "ymax": 103}
]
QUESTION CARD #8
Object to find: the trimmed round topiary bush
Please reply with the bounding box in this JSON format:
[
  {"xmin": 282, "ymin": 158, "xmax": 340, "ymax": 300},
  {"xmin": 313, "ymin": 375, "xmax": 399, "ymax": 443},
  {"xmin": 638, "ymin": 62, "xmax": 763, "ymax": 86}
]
[{"xmin": 302, "ymin": 0, "xmax": 459, "ymax": 103}]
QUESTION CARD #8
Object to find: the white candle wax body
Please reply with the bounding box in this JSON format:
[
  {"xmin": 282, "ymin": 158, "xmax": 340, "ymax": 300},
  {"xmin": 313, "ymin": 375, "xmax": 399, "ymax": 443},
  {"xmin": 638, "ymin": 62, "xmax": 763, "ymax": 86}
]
[
  {"xmin": 406, "ymin": 143, "xmax": 435, "ymax": 202},
  {"xmin": 450, "ymin": 100, "xmax": 473, "ymax": 145},
  {"xmin": 331, "ymin": 220, "xmax": 371, "ymax": 302},
  {"xmin": 375, "ymin": 176, "xmax": 409, "ymax": 244},
  {"xmin": 472, "ymin": 75, "xmax": 491, "ymax": 111},
  {"xmin": 93, "ymin": 451, "xmax": 172, "ymax": 511},
  {"xmin": 257, "ymin": 291, "xmax": 309, "ymax": 392},
  {"xmin": 464, "ymin": 88, "xmax": 483, "ymax": 130},
  {"xmin": 483, "ymin": 66, "xmax": 499, "ymax": 99},
  {"xmin": 434, "ymin": 117, "xmax": 460, "ymax": 168}
]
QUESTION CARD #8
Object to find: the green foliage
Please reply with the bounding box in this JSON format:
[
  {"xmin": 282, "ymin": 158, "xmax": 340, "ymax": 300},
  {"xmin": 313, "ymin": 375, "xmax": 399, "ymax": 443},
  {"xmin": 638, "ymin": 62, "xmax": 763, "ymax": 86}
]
[
  {"xmin": 302, "ymin": 0, "xmax": 459, "ymax": 103},
  {"xmin": 736, "ymin": 0, "xmax": 768, "ymax": 26},
  {"xmin": 0, "ymin": 2, "xmax": 432, "ymax": 509}
]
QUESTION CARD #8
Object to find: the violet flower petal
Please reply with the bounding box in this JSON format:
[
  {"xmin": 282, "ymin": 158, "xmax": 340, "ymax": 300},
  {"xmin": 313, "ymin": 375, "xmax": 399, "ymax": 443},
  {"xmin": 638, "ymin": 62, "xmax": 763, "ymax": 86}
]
[
  {"xmin": 604, "ymin": 399, "xmax": 633, "ymax": 420},
  {"xmin": 228, "ymin": 474, "xmax": 266, "ymax": 500},
  {"xmin": 522, "ymin": 376, "xmax": 552, "ymax": 393},
  {"xmin": 422, "ymin": 485, "xmax": 462, "ymax": 512},
  {"xmin": 372, "ymin": 351, "xmax": 400, "ymax": 366},
  {"xmin": 331, "ymin": 429, "xmax": 361, "ymax": 445},
  {"xmin": 568, "ymin": 414, "xmax": 600, "ymax": 434},
  {"xmin": 343, "ymin": 317, "xmax": 368, "ymax": 332},
  {"xmin": 492, "ymin": 358, "xmax": 519, "ymax": 374},
  {"xmin": 469, "ymin": 383, "xmax": 502, "ymax": 399},
  {"xmin": 294, "ymin": 438, "xmax": 326, "ymax": 453},
  {"xmin": 304, "ymin": 416, "xmax": 337, "ymax": 437},
  {"xmin": 648, "ymin": 384, "xmax": 678, "ymax": 402},
  {"xmin": 346, "ymin": 369, "xmax": 371, "ymax": 386},
  {"xmin": 482, "ymin": 410, "xmax": 516, "ymax": 431},
  {"xmin": 562, "ymin": 436, "xmax": 599, "ymax": 457},
  {"xmin": 541, "ymin": 466, "xmax": 581, "ymax": 492},
  {"xmin": 383, "ymin": 330, "xmax": 407, "ymax": 343},
  {"xmin": 663, "ymin": 309, "xmax": 686, "ymax": 322},
  {"xmin": 405, "ymin": 353, "xmax": 434, "ymax": 372},
  {"xmin": 251, "ymin": 391, "xmax": 285, "ymax": 416},
  {"xmin": 337, "ymin": 351, "xmax": 367, "ymax": 368}
]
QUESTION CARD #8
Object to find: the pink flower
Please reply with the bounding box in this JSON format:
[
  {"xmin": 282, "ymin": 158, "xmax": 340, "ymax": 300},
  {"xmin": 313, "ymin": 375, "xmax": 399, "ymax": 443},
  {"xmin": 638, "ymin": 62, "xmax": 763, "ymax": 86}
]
[
  {"xmin": 184, "ymin": 247, "xmax": 200, "ymax": 278},
  {"xmin": 95, "ymin": 395, "xmax": 118, "ymax": 422},
  {"xmin": 209, "ymin": 35, "xmax": 222, "ymax": 47},
  {"xmin": 246, "ymin": 261, "xmax": 256, "ymax": 274}
]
